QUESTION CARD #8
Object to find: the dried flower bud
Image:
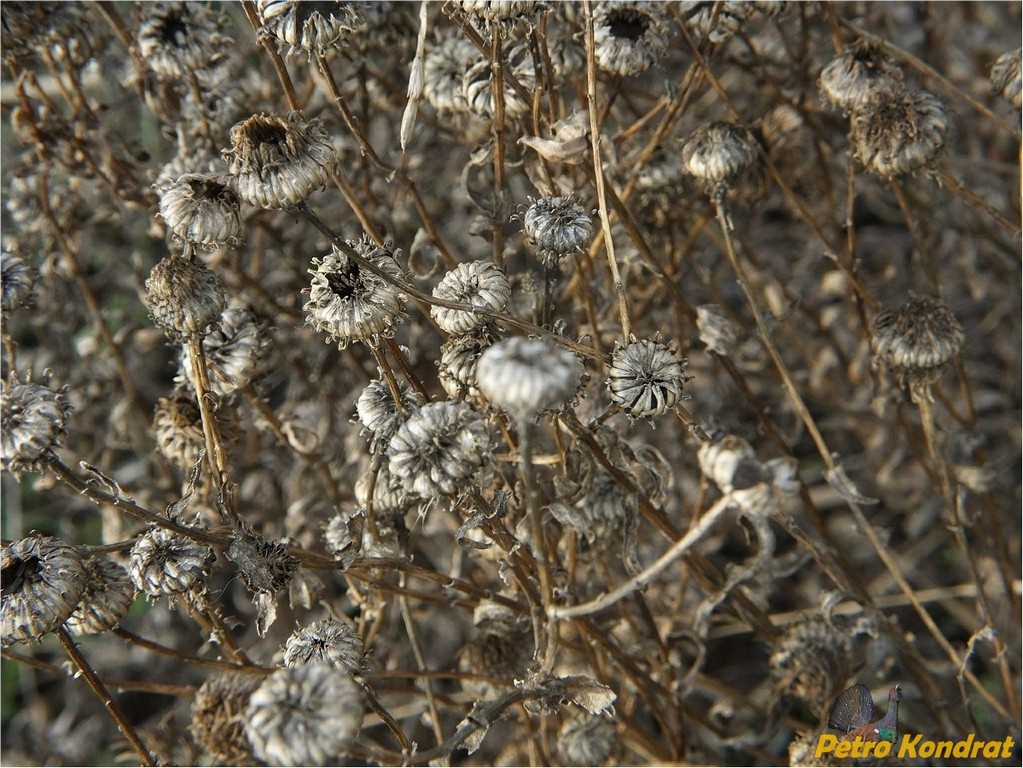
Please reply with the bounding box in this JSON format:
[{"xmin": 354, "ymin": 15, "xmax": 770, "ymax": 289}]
[
  {"xmin": 558, "ymin": 714, "xmax": 619, "ymax": 767},
  {"xmin": 179, "ymin": 305, "xmax": 269, "ymax": 397},
  {"xmin": 423, "ymin": 32, "xmax": 479, "ymax": 115},
  {"xmin": 522, "ymin": 196, "xmax": 593, "ymax": 264},
  {"xmin": 65, "ymin": 557, "xmax": 136, "ymax": 636},
  {"xmin": 438, "ymin": 330, "xmax": 496, "ymax": 399},
  {"xmin": 243, "ymin": 664, "xmax": 363, "ymax": 766},
  {"xmin": 355, "ymin": 377, "xmax": 425, "ymax": 454},
  {"xmin": 304, "ymin": 239, "xmax": 406, "ymax": 349},
  {"xmin": 607, "ymin": 336, "xmax": 690, "ymax": 420},
  {"xmin": 818, "ymin": 41, "xmax": 903, "ymax": 113},
  {"xmin": 477, "ymin": 336, "xmax": 583, "ymax": 420},
  {"xmin": 1, "ymin": 534, "xmax": 87, "ymax": 643},
  {"xmin": 696, "ymin": 304, "xmax": 741, "ymax": 356},
  {"xmin": 871, "ymin": 295, "xmax": 964, "ymax": 393},
  {"xmin": 431, "ymin": 260, "xmax": 511, "ymax": 335},
  {"xmin": 284, "ymin": 617, "xmax": 366, "ymax": 674},
  {"xmin": 851, "ymin": 90, "xmax": 947, "ymax": 178},
  {"xmin": 593, "ymin": 1, "xmax": 668, "ymax": 77},
  {"xmin": 1, "ymin": 249, "xmax": 35, "ymax": 311},
  {"xmin": 152, "ymin": 389, "xmax": 206, "ymax": 470},
  {"xmin": 681, "ymin": 122, "xmax": 758, "ymax": 196},
  {"xmin": 1, "ymin": 373, "xmax": 72, "ymax": 475},
  {"xmin": 224, "ymin": 112, "xmax": 335, "ymax": 209},
  {"xmin": 388, "ymin": 400, "xmax": 494, "ymax": 497},
  {"xmin": 991, "ymin": 48, "xmax": 1022, "ymax": 109},
  {"xmin": 128, "ymin": 527, "xmax": 215, "ymax": 597},
  {"xmin": 137, "ymin": 2, "xmax": 233, "ymax": 81},
  {"xmin": 145, "ymin": 256, "xmax": 227, "ymax": 342},
  {"xmin": 257, "ymin": 0, "xmax": 359, "ymax": 58},
  {"xmin": 158, "ymin": 173, "xmax": 242, "ymax": 253},
  {"xmin": 190, "ymin": 671, "xmax": 261, "ymax": 765}
]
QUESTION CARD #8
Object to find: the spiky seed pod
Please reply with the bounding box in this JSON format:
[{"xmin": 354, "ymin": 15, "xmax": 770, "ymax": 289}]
[
  {"xmin": 818, "ymin": 40, "xmax": 903, "ymax": 113},
  {"xmin": 991, "ymin": 49, "xmax": 1022, "ymax": 109},
  {"xmin": 387, "ymin": 401, "xmax": 493, "ymax": 498},
  {"xmin": 65, "ymin": 558, "xmax": 136, "ymax": 636},
  {"xmin": 137, "ymin": 2, "xmax": 233, "ymax": 81},
  {"xmin": 851, "ymin": 90, "xmax": 947, "ymax": 178},
  {"xmin": 128, "ymin": 527, "xmax": 215, "ymax": 597},
  {"xmin": 226, "ymin": 530, "xmax": 298, "ymax": 597},
  {"xmin": 431, "ymin": 260, "xmax": 511, "ymax": 335},
  {"xmin": 871, "ymin": 295, "xmax": 964, "ymax": 393},
  {"xmin": 463, "ymin": 45, "xmax": 535, "ymax": 118},
  {"xmin": 477, "ymin": 336, "xmax": 583, "ymax": 421},
  {"xmin": 355, "ymin": 377, "xmax": 425, "ymax": 454},
  {"xmin": 681, "ymin": 122, "xmax": 759, "ymax": 196},
  {"xmin": 223, "ymin": 112, "xmax": 335, "ymax": 209},
  {"xmin": 303, "ymin": 240, "xmax": 406, "ymax": 349},
  {"xmin": 145, "ymin": 256, "xmax": 227, "ymax": 342},
  {"xmin": 152, "ymin": 389, "xmax": 206, "ymax": 470},
  {"xmin": 243, "ymin": 664, "xmax": 363, "ymax": 767},
  {"xmin": 158, "ymin": 174, "xmax": 242, "ymax": 253},
  {"xmin": 592, "ymin": 1, "xmax": 668, "ymax": 77},
  {"xmin": 607, "ymin": 337, "xmax": 690, "ymax": 420},
  {"xmin": 769, "ymin": 618, "xmax": 853, "ymax": 705},
  {"xmin": 423, "ymin": 32, "xmax": 480, "ymax": 115},
  {"xmin": 190, "ymin": 670, "xmax": 262, "ymax": 765},
  {"xmin": 256, "ymin": 0, "xmax": 359, "ymax": 58},
  {"xmin": 1, "ymin": 249, "xmax": 35, "ymax": 311},
  {"xmin": 284, "ymin": 617, "xmax": 366, "ymax": 674},
  {"xmin": 1, "ymin": 535, "xmax": 87, "ymax": 644},
  {"xmin": 522, "ymin": 196, "xmax": 593, "ymax": 264},
  {"xmin": 179, "ymin": 306, "xmax": 269, "ymax": 397},
  {"xmin": 1, "ymin": 374, "xmax": 72, "ymax": 475},
  {"xmin": 557, "ymin": 714, "xmax": 620, "ymax": 767},
  {"xmin": 438, "ymin": 330, "xmax": 496, "ymax": 399},
  {"xmin": 696, "ymin": 304, "xmax": 741, "ymax": 356}
]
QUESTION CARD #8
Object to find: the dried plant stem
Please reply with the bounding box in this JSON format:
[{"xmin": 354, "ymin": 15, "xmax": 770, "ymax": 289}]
[
  {"xmin": 112, "ymin": 627, "xmax": 270, "ymax": 673},
  {"xmin": 57, "ymin": 627, "xmax": 157, "ymax": 766},
  {"xmin": 490, "ymin": 24, "xmax": 508, "ymax": 267},
  {"xmin": 934, "ymin": 169, "xmax": 1020, "ymax": 240},
  {"xmin": 551, "ymin": 492, "xmax": 736, "ymax": 620},
  {"xmin": 187, "ymin": 588, "xmax": 252, "ymax": 666},
  {"xmin": 583, "ymin": 0, "xmax": 631, "ymax": 341},
  {"xmin": 397, "ymin": 575, "xmax": 445, "ymax": 746},
  {"xmin": 888, "ymin": 179, "xmax": 939, "ymax": 293},
  {"xmin": 241, "ymin": 1, "xmax": 300, "ymax": 111},
  {"xmin": 184, "ymin": 337, "xmax": 236, "ymax": 513}
]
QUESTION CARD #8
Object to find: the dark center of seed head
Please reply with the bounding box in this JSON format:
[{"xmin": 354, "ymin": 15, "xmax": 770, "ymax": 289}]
[
  {"xmin": 156, "ymin": 11, "xmax": 190, "ymax": 47},
  {"xmin": 294, "ymin": 1, "xmax": 345, "ymax": 28},
  {"xmin": 326, "ymin": 262, "xmax": 363, "ymax": 299},
  {"xmin": 247, "ymin": 120, "xmax": 289, "ymax": 148},
  {"xmin": 1, "ymin": 554, "xmax": 42, "ymax": 593},
  {"xmin": 608, "ymin": 9, "xmax": 649, "ymax": 41}
]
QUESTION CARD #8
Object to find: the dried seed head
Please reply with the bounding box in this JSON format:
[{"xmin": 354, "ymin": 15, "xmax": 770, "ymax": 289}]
[
  {"xmin": 438, "ymin": 330, "xmax": 496, "ymax": 399},
  {"xmin": 304, "ymin": 239, "xmax": 406, "ymax": 349},
  {"xmin": 431, "ymin": 260, "xmax": 511, "ymax": 335},
  {"xmin": 477, "ymin": 336, "xmax": 583, "ymax": 420},
  {"xmin": 152, "ymin": 389, "xmax": 206, "ymax": 470},
  {"xmin": 851, "ymin": 90, "xmax": 947, "ymax": 178},
  {"xmin": 681, "ymin": 1, "xmax": 751, "ymax": 45},
  {"xmin": 458, "ymin": 621, "xmax": 533, "ymax": 700},
  {"xmin": 423, "ymin": 31, "xmax": 479, "ymax": 115},
  {"xmin": 871, "ymin": 295, "xmax": 964, "ymax": 393},
  {"xmin": 257, "ymin": 0, "xmax": 359, "ymax": 58},
  {"xmin": 137, "ymin": 2, "xmax": 233, "ymax": 80},
  {"xmin": 65, "ymin": 557, "xmax": 136, "ymax": 636},
  {"xmin": 455, "ymin": 0, "xmax": 547, "ymax": 24},
  {"xmin": 226, "ymin": 530, "xmax": 298, "ymax": 597},
  {"xmin": 145, "ymin": 255, "xmax": 227, "ymax": 342},
  {"xmin": 1, "ymin": 534, "xmax": 87, "ymax": 643},
  {"xmin": 355, "ymin": 377, "xmax": 425, "ymax": 454},
  {"xmin": 818, "ymin": 40, "xmax": 903, "ymax": 113},
  {"xmin": 991, "ymin": 48, "xmax": 1022, "ymax": 109},
  {"xmin": 190, "ymin": 671, "xmax": 262, "ymax": 765},
  {"xmin": 284, "ymin": 617, "xmax": 366, "ymax": 675},
  {"xmin": 1, "ymin": 373, "xmax": 72, "ymax": 475},
  {"xmin": 179, "ymin": 305, "xmax": 269, "ymax": 397},
  {"xmin": 607, "ymin": 336, "xmax": 690, "ymax": 420},
  {"xmin": 557, "ymin": 714, "xmax": 619, "ymax": 767},
  {"xmin": 158, "ymin": 173, "xmax": 242, "ymax": 253},
  {"xmin": 463, "ymin": 45, "xmax": 535, "ymax": 118},
  {"xmin": 243, "ymin": 664, "xmax": 363, "ymax": 767},
  {"xmin": 1, "ymin": 248, "xmax": 35, "ymax": 311},
  {"xmin": 522, "ymin": 196, "xmax": 593, "ymax": 264},
  {"xmin": 697, "ymin": 434, "xmax": 760, "ymax": 494},
  {"xmin": 681, "ymin": 122, "xmax": 758, "ymax": 196},
  {"xmin": 696, "ymin": 304, "xmax": 741, "ymax": 356},
  {"xmin": 788, "ymin": 730, "xmax": 835, "ymax": 767},
  {"xmin": 128, "ymin": 527, "xmax": 215, "ymax": 597},
  {"xmin": 769, "ymin": 618, "xmax": 852, "ymax": 705},
  {"xmin": 224, "ymin": 112, "xmax": 335, "ymax": 209},
  {"xmin": 593, "ymin": 1, "xmax": 668, "ymax": 77},
  {"xmin": 388, "ymin": 400, "xmax": 494, "ymax": 498}
]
